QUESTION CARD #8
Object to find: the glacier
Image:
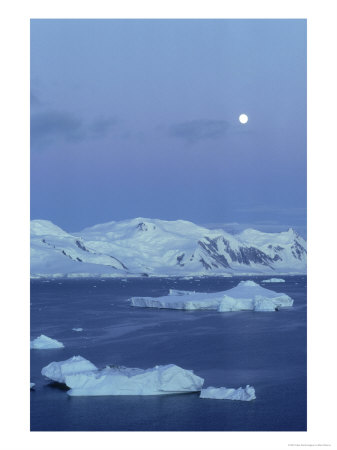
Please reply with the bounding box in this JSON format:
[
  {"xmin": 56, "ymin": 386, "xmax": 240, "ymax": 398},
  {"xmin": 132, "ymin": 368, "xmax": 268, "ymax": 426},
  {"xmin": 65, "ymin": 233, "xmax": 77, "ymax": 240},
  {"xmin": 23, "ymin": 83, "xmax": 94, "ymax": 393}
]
[
  {"xmin": 41, "ymin": 356, "xmax": 98, "ymax": 383},
  {"xmin": 130, "ymin": 280, "xmax": 293, "ymax": 312},
  {"xmin": 200, "ymin": 385, "xmax": 256, "ymax": 401},
  {"xmin": 30, "ymin": 218, "xmax": 307, "ymax": 278},
  {"xmin": 65, "ymin": 364, "xmax": 204, "ymax": 396},
  {"xmin": 30, "ymin": 334, "xmax": 64, "ymax": 349}
]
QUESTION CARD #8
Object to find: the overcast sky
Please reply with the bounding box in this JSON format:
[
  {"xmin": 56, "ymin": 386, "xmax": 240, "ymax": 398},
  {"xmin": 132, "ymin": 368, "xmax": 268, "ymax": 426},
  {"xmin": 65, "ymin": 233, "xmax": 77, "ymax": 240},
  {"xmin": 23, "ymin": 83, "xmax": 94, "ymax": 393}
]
[{"xmin": 30, "ymin": 19, "xmax": 306, "ymax": 236}]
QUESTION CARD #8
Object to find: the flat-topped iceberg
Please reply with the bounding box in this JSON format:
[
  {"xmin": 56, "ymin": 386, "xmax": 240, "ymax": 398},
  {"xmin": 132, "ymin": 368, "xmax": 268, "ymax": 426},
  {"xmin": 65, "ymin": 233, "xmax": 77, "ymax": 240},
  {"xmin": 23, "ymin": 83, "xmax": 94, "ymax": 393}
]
[
  {"xmin": 30, "ymin": 334, "xmax": 64, "ymax": 349},
  {"xmin": 200, "ymin": 385, "xmax": 256, "ymax": 401},
  {"xmin": 130, "ymin": 280, "xmax": 293, "ymax": 312},
  {"xmin": 262, "ymin": 278, "xmax": 285, "ymax": 283},
  {"xmin": 65, "ymin": 363, "xmax": 204, "ymax": 396},
  {"xmin": 41, "ymin": 356, "xmax": 98, "ymax": 383}
]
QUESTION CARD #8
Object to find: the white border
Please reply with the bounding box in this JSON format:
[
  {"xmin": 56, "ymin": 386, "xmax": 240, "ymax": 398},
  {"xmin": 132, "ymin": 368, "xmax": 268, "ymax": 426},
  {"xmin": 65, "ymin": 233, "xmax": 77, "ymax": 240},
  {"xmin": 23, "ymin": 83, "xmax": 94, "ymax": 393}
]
[{"xmin": 1, "ymin": 1, "xmax": 337, "ymax": 449}]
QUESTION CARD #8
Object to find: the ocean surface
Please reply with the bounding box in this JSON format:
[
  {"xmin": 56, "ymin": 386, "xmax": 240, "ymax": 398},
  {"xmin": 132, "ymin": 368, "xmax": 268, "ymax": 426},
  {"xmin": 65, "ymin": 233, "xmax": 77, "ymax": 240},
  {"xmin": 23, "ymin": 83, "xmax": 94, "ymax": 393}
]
[{"xmin": 30, "ymin": 275, "xmax": 307, "ymax": 431}]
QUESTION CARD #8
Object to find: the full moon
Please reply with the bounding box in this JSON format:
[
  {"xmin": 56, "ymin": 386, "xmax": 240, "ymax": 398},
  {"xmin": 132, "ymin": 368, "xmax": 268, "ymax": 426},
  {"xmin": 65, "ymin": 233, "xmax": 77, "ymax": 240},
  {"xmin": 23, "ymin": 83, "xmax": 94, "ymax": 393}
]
[{"xmin": 239, "ymin": 114, "xmax": 248, "ymax": 124}]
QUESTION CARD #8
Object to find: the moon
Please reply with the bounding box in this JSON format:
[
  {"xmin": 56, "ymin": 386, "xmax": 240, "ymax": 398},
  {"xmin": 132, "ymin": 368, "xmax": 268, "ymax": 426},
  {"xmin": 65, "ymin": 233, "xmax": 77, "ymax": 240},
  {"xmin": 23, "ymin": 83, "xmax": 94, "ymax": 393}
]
[{"xmin": 239, "ymin": 114, "xmax": 248, "ymax": 124}]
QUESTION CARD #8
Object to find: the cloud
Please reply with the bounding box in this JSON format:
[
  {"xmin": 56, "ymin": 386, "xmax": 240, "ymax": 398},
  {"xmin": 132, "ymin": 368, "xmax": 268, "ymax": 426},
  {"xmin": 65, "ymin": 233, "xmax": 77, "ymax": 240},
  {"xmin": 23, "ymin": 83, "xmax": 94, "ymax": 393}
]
[
  {"xmin": 31, "ymin": 110, "xmax": 119, "ymax": 149},
  {"xmin": 31, "ymin": 111, "xmax": 84, "ymax": 145},
  {"xmin": 169, "ymin": 119, "xmax": 230, "ymax": 143},
  {"xmin": 30, "ymin": 91, "xmax": 42, "ymax": 108},
  {"xmin": 89, "ymin": 118, "xmax": 118, "ymax": 137}
]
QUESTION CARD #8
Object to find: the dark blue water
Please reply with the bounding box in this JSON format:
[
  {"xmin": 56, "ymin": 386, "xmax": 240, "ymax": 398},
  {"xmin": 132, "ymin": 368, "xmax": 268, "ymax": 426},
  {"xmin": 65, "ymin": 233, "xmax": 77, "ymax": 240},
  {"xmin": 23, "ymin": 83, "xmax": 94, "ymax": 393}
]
[{"xmin": 30, "ymin": 275, "xmax": 307, "ymax": 431}]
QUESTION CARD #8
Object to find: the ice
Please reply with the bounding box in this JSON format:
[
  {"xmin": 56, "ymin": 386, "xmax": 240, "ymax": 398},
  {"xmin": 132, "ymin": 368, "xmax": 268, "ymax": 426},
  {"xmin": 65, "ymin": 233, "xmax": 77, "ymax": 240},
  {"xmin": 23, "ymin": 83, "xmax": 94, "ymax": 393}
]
[
  {"xmin": 262, "ymin": 278, "xmax": 285, "ymax": 283},
  {"xmin": 72, "ymin": 328, "xmax": 83, "ymax": 332},
  {"xmin": 131, "ymin": 280, "xmax": 293, "ymax": 312},
  {"xmin": 30, "ymin": 382, "xmax": 35, "ymax": 389},
  {"xmin": 200, "ymin": 385, "xmax": 256, "ymax": 401},
  {"xmin": 41, "ymin": 356, "xmax": 98, "ymax": 383},
  {"xmin": 30, "ymin": 334, "xmax": 64, "ymax": 349},
  {"xmin": 168, "ymin": 289, "xmax": 196, "ymax": 296},
  {"xmin": 65, "ymin": 363, "xmax": 204, "ymax": 396}
]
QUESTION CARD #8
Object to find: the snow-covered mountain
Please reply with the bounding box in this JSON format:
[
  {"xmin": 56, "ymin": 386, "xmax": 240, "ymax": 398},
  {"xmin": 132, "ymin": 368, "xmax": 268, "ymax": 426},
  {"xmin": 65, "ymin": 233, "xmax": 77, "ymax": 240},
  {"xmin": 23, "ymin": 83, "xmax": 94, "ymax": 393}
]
[{"xmin": 30, "ymin": 218, "xmax": 307, "ymax": 278}]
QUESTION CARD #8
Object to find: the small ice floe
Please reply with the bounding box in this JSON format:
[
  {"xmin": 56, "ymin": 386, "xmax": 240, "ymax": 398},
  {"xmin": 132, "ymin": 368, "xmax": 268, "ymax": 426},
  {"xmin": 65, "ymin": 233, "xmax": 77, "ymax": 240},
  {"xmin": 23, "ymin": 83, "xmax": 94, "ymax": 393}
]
[
  {"xmin": 30, "ymin": 382, "xmax": 35, "ymax": 389},
  {"xmin": 72, "ymin": 328, "xmax": 83, "ymax": 332},
  {"xmin": 41, "ymin": 356, "xmax": 98, "ymax": 384},
  {"xmin": 262, "ymin": 278, "xmax": 285, "ymax": 283},
  {"xmin": 130, "ymin": 280, "xmax": 293, "ymax": 312},
  {"xmin": 64, "ymin": 363, "xmax": 204, "ymax": 397},
  {"xmin": 30, "ymin": 334, "xmax": 64, "ymax": 349},
  {"xmin": 200, "ymin": 385, "xmax": 256, "ymax": 401}
]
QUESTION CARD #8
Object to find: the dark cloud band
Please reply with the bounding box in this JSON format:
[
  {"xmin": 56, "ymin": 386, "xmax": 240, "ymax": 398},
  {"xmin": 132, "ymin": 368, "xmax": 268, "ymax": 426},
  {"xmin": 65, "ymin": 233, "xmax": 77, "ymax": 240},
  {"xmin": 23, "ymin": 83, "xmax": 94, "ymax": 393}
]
[{"xmin": 169, "ymin": 119, "xmax": 230, "ymax": 143}]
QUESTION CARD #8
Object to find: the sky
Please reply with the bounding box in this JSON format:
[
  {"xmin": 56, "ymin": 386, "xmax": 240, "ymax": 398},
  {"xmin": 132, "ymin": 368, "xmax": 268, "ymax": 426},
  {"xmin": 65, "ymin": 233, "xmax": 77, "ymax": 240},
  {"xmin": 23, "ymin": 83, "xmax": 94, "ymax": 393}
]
[{"xmin": 30, "ymin": 19, "xmax": 306, "ymax": 236}]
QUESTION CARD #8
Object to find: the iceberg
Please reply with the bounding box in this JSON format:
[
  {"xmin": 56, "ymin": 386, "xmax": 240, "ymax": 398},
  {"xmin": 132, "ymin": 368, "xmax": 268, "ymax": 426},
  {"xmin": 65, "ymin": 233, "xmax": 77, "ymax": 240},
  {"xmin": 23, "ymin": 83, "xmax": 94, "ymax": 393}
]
[
  {"xmin": 200, "ymin": 385, "xmax": 256, "ymax": 401},
  {"xmin": 168, "ymin": 289, "xmax": 196, "ymax": 296},
  {"xmin": 65, "ymin": 364, "xmax": 204, "ymax": 396},
  {"xmin": 41, "ymin": 356, "xmax": 98, "ymax": 383},
  {"xmin": 130, "ymin": 280, "xmax": 293, "ymax": 312},
  {"xmin": 30, "ymin": 382, "xmax": 35, "ymax": 389},
  {"xmin": 72, "ymin": 328, "xmax": 83, "ymax": 332},
  {"xmin": 262, "ymin": 278, "xmax": 285, "ymax": 283},
  {"xmin": 30, "ymin": 334, "xmax": 64, "ymax": 349}
]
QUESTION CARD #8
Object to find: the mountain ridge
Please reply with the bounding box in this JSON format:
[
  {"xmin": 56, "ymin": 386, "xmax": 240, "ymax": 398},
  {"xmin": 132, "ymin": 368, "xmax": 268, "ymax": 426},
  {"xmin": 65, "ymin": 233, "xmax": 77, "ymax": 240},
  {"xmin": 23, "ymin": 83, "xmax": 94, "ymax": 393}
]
[{"xmin": 30, "ymin": 218, "xmax": 307, "ymax": 278}]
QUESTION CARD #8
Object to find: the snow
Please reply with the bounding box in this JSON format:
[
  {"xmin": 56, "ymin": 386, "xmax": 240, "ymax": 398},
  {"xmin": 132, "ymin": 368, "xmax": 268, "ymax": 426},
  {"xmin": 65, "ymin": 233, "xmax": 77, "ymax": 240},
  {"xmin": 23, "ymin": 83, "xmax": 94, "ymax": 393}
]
[
  {"xmin": 30, "ymin": 220, "xmax": 69, "ymax": 237},
  {"xmin": 200, "ymin": 385, "xmax": 256, "ymax": 401},
  {"xmin": 262, "ymin": 278, "xmax": 285, "ymax": 283},
  {"xmin": 31, "ymin": 218, "xmax": 307, "ymax": 278},
  {"xmin": 65, "ymin": 364, "xmax": 204, "ymax": 396},
  {"xmin": 41, "ymin": 356, "xmax": 98, "ymax": 383},
  {"xmin": 131, "ymin": 280, "xmax": 293, "ymax": 312},
  {"xmin": 30, "ymin": 334, "xmax": 64, "ymax": 349},
  {"xmin": 72, "ymin": 328, "xmax": 83, "ymax": 332}
]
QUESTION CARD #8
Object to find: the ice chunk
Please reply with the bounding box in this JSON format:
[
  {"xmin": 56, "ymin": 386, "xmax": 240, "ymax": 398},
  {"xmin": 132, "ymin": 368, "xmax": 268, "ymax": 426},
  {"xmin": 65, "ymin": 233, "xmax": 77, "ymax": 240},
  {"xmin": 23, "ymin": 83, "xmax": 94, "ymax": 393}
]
[
  {"xmin": 41, "ymin": 356, "xmax": 98, "ymax": 383},
  {"xmin": 72, "ymin": 328, "xmax": 83, "ymax": 332},
  {"xmin": 200, "ymin": 385, "xmax": 256, "ymax": 401},
  {"xmin": 262, "ymin": 278, "xmax": 285, "ymax": 283},
  {"xmin": 30, "ymin": 382, "xmax": 35, "ymax": 389},
  {"xmin": 65, "ymin": 364, "xmax": 204, "ymax": 396},
  {"xmin": 131, "ymin": 280, "xmax": 293, "ymax": 312},
  {"xmin": 30, "ymin": 334, "xmax": 64, "ymax": 349}
]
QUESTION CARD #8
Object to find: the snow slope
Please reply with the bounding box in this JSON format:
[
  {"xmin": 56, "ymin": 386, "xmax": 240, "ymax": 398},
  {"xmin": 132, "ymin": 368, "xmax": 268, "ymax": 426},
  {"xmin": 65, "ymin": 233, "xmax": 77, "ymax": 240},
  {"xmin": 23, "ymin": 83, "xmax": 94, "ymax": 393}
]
[{"xmin": 31, "ymin": 218, "xmax": 307, "ymax": 278}]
